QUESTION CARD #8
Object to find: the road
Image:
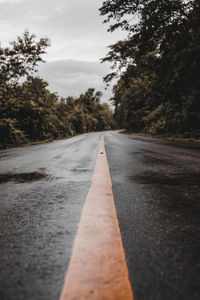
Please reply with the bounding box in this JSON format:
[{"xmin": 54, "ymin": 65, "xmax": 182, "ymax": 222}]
[
  {"xmin": 0, "ymin": 131, "xmax": 199, "ymax": 300},
  {"xmin": 104, "ymin": 132, "xmax": 200, "ymax": 300}
]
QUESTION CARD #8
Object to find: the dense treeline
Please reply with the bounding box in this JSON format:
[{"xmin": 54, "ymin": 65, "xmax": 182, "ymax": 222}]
[
  {"xmin": 100, "ymin": 0, "xmax": 200, "ymax": 138},
  {"xmin": 0, "ymin": 32, "xmax": 114, "ymax": 148}
]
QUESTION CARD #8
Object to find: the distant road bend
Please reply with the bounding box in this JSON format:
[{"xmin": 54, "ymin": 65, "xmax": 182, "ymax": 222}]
[{"xmin": 0, "ymin": 131, "xmax": 199, "ymax": 300}]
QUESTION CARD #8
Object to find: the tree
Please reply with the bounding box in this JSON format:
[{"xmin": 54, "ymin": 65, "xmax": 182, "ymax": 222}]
[
  {"xmin": 0, "ymin": 31, "xmax": 50, "ymax": 84},
  {"xmin": 0, "ymin": 31, "xmax": 115, "ymax": 148},
  {"xmin": 100, "ymin": 0, "xmax": 192, "ymax": 71},
  {"xmin": 99, "ymin": 0, "xmax": 200, "ymax": 138}
]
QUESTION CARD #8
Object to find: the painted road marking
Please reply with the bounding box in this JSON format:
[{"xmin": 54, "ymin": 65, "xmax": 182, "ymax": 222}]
[{"xmin": 59, "ymin": 136, "xmax": 134, "ymax": 300}]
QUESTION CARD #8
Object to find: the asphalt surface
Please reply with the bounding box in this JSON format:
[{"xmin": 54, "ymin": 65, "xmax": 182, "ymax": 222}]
[
  {"xmin": 104, "ymin": 131, "xmax": 200, "ymax": 300},
  {"xmin": 0, "ymin": 130, "xmax": 200, "ymax": 300},
  {"xmin": 0, "ymin": 133, "xmax": 102, "ymax": 300}
]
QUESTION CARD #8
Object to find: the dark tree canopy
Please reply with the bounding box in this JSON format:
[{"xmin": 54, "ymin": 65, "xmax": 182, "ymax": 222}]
[
  {"xmin": 100, "ymin": 0, "xmax": 193, "ymax": 67},
  {"xmin": 99, "ymin": 0, "xmax": 200, "ymax": 138}
]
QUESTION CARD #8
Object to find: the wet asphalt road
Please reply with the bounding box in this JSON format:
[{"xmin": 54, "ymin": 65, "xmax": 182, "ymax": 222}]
[
  {"xmin": 104, "ymin": 131, "xmax": 200, "ymax": 300},
  {"xmin": 0, "ymin": 130, "xmax": 200, "ymax": 300},
  {"xmin": 0, "ymin": 133, "xmax": 102, "ymax": 300}
]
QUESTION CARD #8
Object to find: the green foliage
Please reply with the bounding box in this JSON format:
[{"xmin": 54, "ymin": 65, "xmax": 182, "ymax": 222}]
[
  {"xmin": 0, "ymin": 32, "xmax": 114, "ymax": 148},
  {"xmin": 0, "ymin": 118, "xmax": 28, "ymax": 148},
  {"xmin": 67, "ymin": 89, "xmax": 114, "ymax": 133},
  {"xmin": 100, "ymin": 0, "xmax": 200, "ymax": 138},
  {"xmin": 0, "ymin": 31, "xmax": 50, "ymax": 84}
]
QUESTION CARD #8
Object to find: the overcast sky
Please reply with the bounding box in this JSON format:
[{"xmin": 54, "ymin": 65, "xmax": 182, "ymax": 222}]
[{"xmin": 0, "ymin": 0, "xmax": 125, "ymax": 102}]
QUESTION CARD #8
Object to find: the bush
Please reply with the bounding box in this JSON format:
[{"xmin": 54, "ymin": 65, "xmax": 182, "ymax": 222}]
[{"xmin": 0, "ymin": 118, "xmax": 28, "ymax": 148}]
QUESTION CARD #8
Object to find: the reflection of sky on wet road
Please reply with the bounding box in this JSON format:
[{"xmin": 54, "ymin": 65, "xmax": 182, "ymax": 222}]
[{"xmin": 0, "ymin": 133, "xmax": 101, "ymax": 183}]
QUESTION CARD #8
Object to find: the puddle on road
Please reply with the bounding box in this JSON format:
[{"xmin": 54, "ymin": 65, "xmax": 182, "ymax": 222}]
[
  {"xmin": 70, "ymin": 168, "xmax": 88, "ymax": 173},
  {"xmin": 0, "ymin": 171, "xmax": 53, "ymax": 184},
  {"xmin": 129, "ymin": 171, "xmax": 200, "ymax": 186}
]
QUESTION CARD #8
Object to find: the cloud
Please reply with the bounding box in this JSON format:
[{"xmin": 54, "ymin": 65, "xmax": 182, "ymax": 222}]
[
  {"xmin": 0, "ymin": 0, "xmax": 24, "ymax": 3},
  {"xmin": 0, "ymin": 0, "xmax": 125, "ymax": 61},
  {"xmin": 0, "ymin": 0, "xmax": 123, "ymax": 106},
  {"xmin": 38, "ymin": 59, "xmax": 113, "ymax": 103}
]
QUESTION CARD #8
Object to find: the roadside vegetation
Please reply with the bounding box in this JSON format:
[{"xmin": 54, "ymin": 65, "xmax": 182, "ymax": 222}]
[
  {"xmin": 0, "ymin": 32, "xmax": 114, "ymax": 149},
  {"xmin": 99, "ymin": 0, "xmax": 200, "ymax": 139}
]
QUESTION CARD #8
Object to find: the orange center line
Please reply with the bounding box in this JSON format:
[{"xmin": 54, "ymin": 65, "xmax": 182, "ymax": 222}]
[{"xmin": 59, "ymin": 135, "xmax": 134, "ymax": 300}]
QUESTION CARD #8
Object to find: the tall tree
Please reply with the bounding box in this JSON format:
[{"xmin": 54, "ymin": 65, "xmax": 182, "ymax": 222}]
[
  {"xmin": 0, "ymin": 31, "xmax": 50, "ymax": 84},
  {"xmin": 99, "ymin": 0, "xmax": 200, "ymax": 138}
]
